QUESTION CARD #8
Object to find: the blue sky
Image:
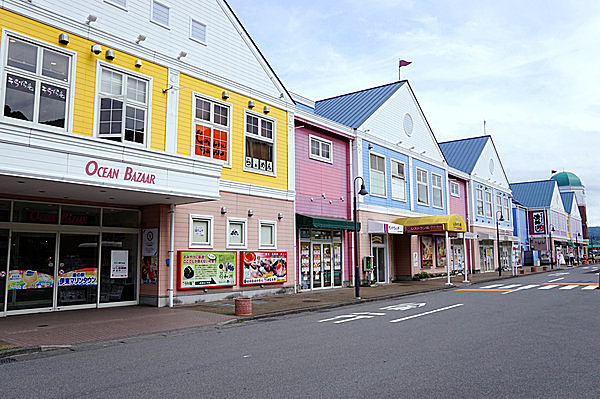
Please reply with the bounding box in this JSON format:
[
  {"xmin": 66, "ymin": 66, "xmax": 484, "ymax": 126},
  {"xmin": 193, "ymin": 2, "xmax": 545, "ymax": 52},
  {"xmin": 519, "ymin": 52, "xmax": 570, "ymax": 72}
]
[{"xmin": 227, "ymin": 0, "xmax": 600, "ymax": 225}]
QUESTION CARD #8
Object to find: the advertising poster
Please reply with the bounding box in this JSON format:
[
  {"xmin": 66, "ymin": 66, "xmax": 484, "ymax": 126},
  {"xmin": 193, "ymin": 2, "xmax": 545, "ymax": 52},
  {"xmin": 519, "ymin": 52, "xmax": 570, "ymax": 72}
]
[
  {"xmin": 421, "ymin": 236, "xmax": 433, "ymax": 268},
  {"xmin": 179, "ymin": 251, "xmax": 236, "ymax": 289},
  {"xmin": 512, "ymin": 243, "xmax": 521, "ymax": 266},
  {"xmin": 58, "ymin": 268, "xmax": 98, "ymax": 286},
  {"xmin": 532, "ymin": 211, "xmax": 545, "ymax": 234},
  {"xmin": 141, "ymin": 256, "xmax": 158, "ymax": 284},
  {"xmin": 241, "ymin": 251, "xmax": 287, "ymax": 285},
  {"xmin": 110, "ymin": 250, "xmax": 129, "ymax": 278},
  {"xmin": 142, "ymin": 228, "xmax": 158, "ymax": 257},
  {"xmin": 8, "ymin": 270, "xmax": 53, "ymax": 290},
  {"xmin": 436, "ymin": 237, "xmax": 447, "ymax": 268},
  {"xmin": 300, "ymin": 243, "xmax": 310, "ymax": 289}
]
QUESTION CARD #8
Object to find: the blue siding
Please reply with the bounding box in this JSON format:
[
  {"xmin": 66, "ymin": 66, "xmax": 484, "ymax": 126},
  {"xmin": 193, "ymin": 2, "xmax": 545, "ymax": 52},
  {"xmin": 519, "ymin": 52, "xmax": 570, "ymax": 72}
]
[
  {"xmin": 472, "ymin": 182, "xmax": 511, "ymax": 229},
  {"xmin": 513, "ymin": 206, "xmax": 529, "ymax": 248},
  {"xmin": 411, "ymin": 158, "xmax": 448, "ymax": 215}
]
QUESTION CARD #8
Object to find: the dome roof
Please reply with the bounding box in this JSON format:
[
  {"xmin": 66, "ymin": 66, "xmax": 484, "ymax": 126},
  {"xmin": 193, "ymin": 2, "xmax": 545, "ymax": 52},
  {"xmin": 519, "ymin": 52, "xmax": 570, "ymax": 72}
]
[{"xmin": 551, "ymin": 171, "xmax": 583, "ymax": 187}]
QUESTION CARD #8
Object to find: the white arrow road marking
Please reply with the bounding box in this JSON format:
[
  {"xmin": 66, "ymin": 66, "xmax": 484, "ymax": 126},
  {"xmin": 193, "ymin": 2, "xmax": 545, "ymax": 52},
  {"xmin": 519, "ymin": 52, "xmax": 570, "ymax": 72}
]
[
  {"xmin": 390, "ymin": 304, "xmax": 463, "ymax": 323},
  {"xmin": 559, "ymin": 285, "xmax": 579, "ymax": 290},
  {"xmin": 548, "ymin": 277, "xmax": 565, "ymax": 283},
  {"xmin": 319, "ymin": 312, "xmax": 386, "ymax": 324},
  {"xmin": 539, "ymin": 285, "xmax": 559, "ymax": 290},
  {"xmin": 380, "ymin": 302, "xmax": 426, "ymax": 311},
  {"xmin": 502, "ymin": 284, "xmax": 539, "ymax": 294},
  {"xmin": 582, "ymin": 285, "xmax": 598, "ymax": 290}
]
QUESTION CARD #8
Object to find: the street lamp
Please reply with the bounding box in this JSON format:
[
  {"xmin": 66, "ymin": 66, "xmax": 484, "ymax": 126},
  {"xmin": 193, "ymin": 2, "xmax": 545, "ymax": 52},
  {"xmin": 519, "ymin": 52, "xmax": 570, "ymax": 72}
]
[
  {"xmin": 353, "ymin": 176, "xmax": 368, "ymax": 298},
  {"xmin": 576, "ymin": 232, "xmax": 581, "ymax": 265},
  {"xmin": 549, "ymin": 225, "xmax": 555, "ymax": 269},
  {"xmin": 496, "ymin": 210, "xmax": 504, "ymax": 276}
]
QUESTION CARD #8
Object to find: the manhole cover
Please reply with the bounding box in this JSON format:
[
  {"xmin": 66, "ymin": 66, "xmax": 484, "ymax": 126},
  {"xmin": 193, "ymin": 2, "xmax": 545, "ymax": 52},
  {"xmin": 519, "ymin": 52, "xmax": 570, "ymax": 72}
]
[{"xmin": 302, "ymin": 299, "xmax": 321, "ymax": 303}]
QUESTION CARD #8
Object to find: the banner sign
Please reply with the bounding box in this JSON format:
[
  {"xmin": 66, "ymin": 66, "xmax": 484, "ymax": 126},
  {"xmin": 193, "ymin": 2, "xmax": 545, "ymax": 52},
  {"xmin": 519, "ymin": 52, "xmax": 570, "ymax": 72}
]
[
  {"xmin": 178, "ymin": 251, "xmax": 237, "ymax": 289},
  {"xmin": 532, "ymin": 211, "xmax": 545, "ymax": 234},
  {"xmin": 58, "ymin": 268, "xmax": 98, "ymax": 286},
  {"xmin": 406, "ymin": 224, "xmax": 444, "ymax": 232},
  {"xmin": 240, "ymin": 251, "xmax": 287, "ymax": 285},
  {"xmin": 8, "ymin": 270, "xmax": 53, "ymax": 290}
]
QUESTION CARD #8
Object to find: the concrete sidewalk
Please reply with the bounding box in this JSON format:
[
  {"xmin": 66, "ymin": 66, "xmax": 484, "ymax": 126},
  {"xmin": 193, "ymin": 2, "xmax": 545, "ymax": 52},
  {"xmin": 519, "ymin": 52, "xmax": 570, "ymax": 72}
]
[{"xmin": 0, "ymin": 266, "xmax": 570, "ymax": 355}]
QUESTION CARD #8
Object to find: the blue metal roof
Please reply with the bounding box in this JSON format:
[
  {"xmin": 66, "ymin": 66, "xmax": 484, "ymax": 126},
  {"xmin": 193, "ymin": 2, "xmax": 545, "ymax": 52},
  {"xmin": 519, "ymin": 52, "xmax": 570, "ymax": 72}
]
[
  {"xmin": 560, "ymin": 192, "xmax": 575, "ymax": 213},
  {"xmin": 438, "ymin": 136, "xmax": 489, "ymax": 174},
  {"xmin": 509, "ymin": 180, "xmax": 557, "ymax": 208},
  {"xmin": 314, "ymin": 81, "xmax": 406, "ymax": 128},
  {"xmin": 295, "ymin": 102, "xmax": 315, "ymax": 113}
]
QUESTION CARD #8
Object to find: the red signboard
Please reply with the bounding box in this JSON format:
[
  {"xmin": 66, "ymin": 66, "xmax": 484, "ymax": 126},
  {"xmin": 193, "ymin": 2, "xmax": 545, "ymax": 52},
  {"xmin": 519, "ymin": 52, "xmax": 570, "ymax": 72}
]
[
  {"xmin": 240, "ymin": 251, "xmax": 287, "ymax": 286},
  {"xmin": 406, "ymin": 224, "xmax": 444, "ymax": 232}
]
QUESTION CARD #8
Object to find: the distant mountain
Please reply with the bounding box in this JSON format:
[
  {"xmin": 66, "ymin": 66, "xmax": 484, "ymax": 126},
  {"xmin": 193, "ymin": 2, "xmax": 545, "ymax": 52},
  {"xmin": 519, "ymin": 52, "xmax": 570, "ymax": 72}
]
[{"xmin": 589, "ymin": 227, "xmax": 600, "ymax": 244}]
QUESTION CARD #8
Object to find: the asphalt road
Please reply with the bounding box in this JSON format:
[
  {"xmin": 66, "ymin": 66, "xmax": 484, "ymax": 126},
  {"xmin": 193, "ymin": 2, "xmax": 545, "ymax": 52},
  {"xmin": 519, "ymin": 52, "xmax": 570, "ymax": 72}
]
[{"xmin": 2, "ymin": 266, "xmax": 600, "ymax": 398}]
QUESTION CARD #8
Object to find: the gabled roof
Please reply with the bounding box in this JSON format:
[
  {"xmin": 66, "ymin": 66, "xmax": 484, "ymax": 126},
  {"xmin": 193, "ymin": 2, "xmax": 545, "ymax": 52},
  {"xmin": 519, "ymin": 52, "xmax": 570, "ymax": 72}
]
[
  {"xmin": 438, "ymin": 136, "xmax": 489, "ymax": 174},
  {"xmin": 510, "ymin": 180, "xmax": 557, "ymax": 208},
  {"xmin": 560, "ymin": 192, "xmax": 575, "ymax": 213},
  {"xmin": 314, "ymin": 81, "xmax": 406, "ymax": 128}
]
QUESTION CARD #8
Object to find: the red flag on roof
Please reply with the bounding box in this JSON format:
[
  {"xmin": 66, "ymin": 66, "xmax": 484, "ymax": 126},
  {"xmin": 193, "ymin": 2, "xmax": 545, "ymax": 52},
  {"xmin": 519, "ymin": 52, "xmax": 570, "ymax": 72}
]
[{"xmin": 399, "ymin": 59, "xmax": 412, "ymax": 67}]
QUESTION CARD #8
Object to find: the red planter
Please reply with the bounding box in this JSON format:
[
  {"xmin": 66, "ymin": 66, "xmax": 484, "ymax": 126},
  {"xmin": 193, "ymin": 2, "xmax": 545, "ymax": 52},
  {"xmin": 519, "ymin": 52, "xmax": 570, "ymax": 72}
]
[
  {"xmin": 234, "ymin": 297, "xmax": 252, "ymax": 316},
  {"xmin": 531, "ymin": 267, "xmax": 537, "ymax": 273}
]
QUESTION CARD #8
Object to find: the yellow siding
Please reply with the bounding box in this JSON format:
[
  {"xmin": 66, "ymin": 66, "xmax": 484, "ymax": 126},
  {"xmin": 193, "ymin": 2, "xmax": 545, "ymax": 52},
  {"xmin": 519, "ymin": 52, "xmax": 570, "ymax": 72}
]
[
  {"xmin": 0, "ymin": 10, "xmax": 168, "ymax": 151},
  {"xmin": 178, "ymin": 74, "xmax": 288, "ymax": 191}
]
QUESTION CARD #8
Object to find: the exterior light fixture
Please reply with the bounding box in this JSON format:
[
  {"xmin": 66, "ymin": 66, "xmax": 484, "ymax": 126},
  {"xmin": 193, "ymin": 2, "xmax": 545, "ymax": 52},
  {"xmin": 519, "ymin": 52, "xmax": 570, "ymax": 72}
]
[
  {"xmin": 91, "ymin": 44, "xmax": 102, "ymax": 55},
  {"xmin": 135, "ymin": 59, "xmax": 142, "ymax": 68},
  {"xmin": 321, "ymin": 193, "xmax": 326, "ymax": 199},
  {"xmin": 248, "ymin": 100, "xmax": 255, "ymax": 109},
  {"xmin": 278, "ymin": 212, "xmax": 283, "ymax": 220},
  {"xmin": 264, "ymin": 106, "xmax": 270, "ymax": 114},
  {"xmin": 86, "ymin": 14, "xmax": 98, "ymax": 25},
  {"xmin": 248, "ymin": 209, "xmax": 254, "ymax": 217},
  {"xmin": 220, "ymin": 207, "xmax": 227, "ymax": 214},
  {"xmin": 105, "ymin": 49, "xmax": 115, "ymax": 60},
  {"xmin": 177, "ymin": 51, "xmax": 187, "ymax": 60},
  {"xmin": 58, "ymin": 33, "xmax": 70, "ymax": 45},
  {"xmin": 222, "ymin": 91, "xmax": 229, "ymax": 100},
  {"xmin": 135, "ymin": 34, "xmax": 146, "ymax": 44}
]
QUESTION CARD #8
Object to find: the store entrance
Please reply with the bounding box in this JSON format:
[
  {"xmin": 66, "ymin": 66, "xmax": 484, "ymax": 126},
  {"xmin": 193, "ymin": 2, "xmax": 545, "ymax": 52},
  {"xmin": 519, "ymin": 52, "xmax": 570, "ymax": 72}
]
[
  {"xmin": 57, "ymin": 234, "xmax": 99, "ymax": 308},
  {"xmin": 299, "ymin": 229, "xmax": 343, "ymax": 290},
  {"xmin": 372, "ymin": 235, "xmax": 387, "ymax": 283}
]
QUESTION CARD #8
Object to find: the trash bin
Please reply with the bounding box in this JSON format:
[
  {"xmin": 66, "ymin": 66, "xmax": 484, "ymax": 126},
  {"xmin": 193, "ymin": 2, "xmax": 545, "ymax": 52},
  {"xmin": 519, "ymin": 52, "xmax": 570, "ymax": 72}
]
[{"xmin": 234, "ymin": 297, "xmax": 252, "ymax": 316}]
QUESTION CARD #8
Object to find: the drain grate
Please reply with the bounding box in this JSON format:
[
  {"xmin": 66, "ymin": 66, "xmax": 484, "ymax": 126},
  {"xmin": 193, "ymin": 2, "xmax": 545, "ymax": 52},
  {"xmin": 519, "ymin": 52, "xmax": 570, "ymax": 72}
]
[{"xmin": 0, "ymin": 358, "xmax": 17, "ymax": 364}]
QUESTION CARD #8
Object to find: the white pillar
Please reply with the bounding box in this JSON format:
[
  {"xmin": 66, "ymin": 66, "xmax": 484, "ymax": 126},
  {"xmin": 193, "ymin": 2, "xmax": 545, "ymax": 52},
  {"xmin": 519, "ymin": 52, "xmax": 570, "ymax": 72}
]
[
  {"xmin": 168, "ymin": 204, "xmax": 175, "ymax": 308},
  {"xmin": 463, "ymin": 235, "xmax": 469, "ymax": 282},
  {"xmin": 446, "ymin": 230, "xmax": 452, "ymax": 286}
]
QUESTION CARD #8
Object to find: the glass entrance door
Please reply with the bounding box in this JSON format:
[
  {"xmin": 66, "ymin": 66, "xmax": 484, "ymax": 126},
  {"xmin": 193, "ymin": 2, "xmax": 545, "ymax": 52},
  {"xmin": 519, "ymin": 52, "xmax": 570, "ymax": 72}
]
[
  {"xmin": 312, "ymin": 243, "xmax": 322, "ymax": 289},
  {"xmin": 322, "ymin": 244, "xmax": 332, "ymax": 287},
  {"xmin": 7, "ymin": 232, "xmax": 56, "ymax": 311},
  {"xmin": 0, "ymin": 229, "xmax": 8, "ymax": 313},
  {"xmin": 57, "ymin": 234, "xmax": 99, "ymax": 308},
  {"xmin": 373, "ymin": 246, "xmax": 386, "ymax": 283}
]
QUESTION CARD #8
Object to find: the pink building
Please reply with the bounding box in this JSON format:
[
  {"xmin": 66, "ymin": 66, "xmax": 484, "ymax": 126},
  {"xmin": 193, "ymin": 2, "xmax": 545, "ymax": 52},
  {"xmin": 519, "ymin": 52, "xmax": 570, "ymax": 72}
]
[{"xmin": 293, "ymin": 98, "xmax": 356, "ymax": 290}]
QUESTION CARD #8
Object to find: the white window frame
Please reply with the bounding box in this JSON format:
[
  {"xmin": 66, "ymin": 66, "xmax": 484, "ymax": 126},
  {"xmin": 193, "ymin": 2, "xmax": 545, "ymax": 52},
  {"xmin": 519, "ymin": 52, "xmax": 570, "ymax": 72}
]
[
  {"xmin": 259, "ymin": 220, "xmax": 277, "ymax": 249},
  {"xmin": 476, "ymin": 187, "xmax": 484, "ymax": 217},
  {"xmin": 390, "ymin": 159, "xmax": 406, "ymax": 201},
  {"xmin": 1, "ymin": 30, "xmax": 77, "ymax": 133},
  {"xmin": 431, "ymin": 173, "xmax": 443, "ymax": 209},
  {"xmin": 190, "ymin": 18, "xmax": 207, "ymax": 45},
  {"xmin": 191, "ymin": 92, "xmax": 231, "ymax": 167},
  {"xmin": 308, "ymin": 134, "xmax": 333, "ymax": 163},
  {"xmin": 243, "ymin": 109, "xmax": 276, "ymax": 176},
  {"xmin": 189, "ymin": 214, "xmax": 213, "ymax": 248},
  {"xmin": 369, "ymin": 152, "xmax": 387, "ymax": 198},
  {"xmin": 104, "ymin": 0, "xmax": 127, "ymax": 10},
  {"xmin": 503, "ymin": 197, "xmax": 511, "ymax": 221},
  {"xmin": 226, "ymin": 217, "xmax": 247, "ymax": 249},
  {"xmin": 496, "ymin": 194, "xmax": 502, "ymax": 218},
  {"xmin": 450, "ymin": 181, "xmax": 460, "ymax": 197},
  {"xmin": 93, "ymin": 61, "xmax": 152, "ymax": 148},
  {"xmin": 416, "ymin": 167, "xmax": 429, "ymax": 206},
  {"xmin": 150, "ymin": 0, "xmax": 171, "ymax": 29},
  {"xmin": 485, "ymin": 191, "xmax": 493, "ymax": 218}
]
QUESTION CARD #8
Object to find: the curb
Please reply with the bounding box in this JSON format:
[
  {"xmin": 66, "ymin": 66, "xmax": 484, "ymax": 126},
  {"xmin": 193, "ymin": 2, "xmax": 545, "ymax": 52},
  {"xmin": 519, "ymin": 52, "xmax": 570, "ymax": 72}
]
[{"xmin": 0, "ymin": 345, "xmax": 72, "ymax": 360}]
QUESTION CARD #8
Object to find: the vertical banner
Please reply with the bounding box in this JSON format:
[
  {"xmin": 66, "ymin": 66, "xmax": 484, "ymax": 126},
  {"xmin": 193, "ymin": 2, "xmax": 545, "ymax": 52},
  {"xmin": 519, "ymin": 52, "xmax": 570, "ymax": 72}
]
[
  {"xmin": 110, "ymin": 250, "xmax": 129, "ymax": 278},
  {"xmin": 142, "ymin": 228, "xmax": 158, "ymax": 284},
  {"xmin": 532, "ymin": 212, "xmax": 545, "ymax": 233},
  {"xmin": 436, "ymin": 236, "xmax": 447, "ymax": 268},
  {"xmin": 421, "ymin": 236, "xmax": 433, "ymax": 268}
]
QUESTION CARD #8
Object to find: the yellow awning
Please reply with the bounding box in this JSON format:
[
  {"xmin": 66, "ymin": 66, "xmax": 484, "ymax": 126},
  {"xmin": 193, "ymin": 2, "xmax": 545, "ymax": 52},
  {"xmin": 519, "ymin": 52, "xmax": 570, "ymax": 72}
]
[{"xmin": 392, "ymin": 214, "xmax": 467, "ymax": 233}]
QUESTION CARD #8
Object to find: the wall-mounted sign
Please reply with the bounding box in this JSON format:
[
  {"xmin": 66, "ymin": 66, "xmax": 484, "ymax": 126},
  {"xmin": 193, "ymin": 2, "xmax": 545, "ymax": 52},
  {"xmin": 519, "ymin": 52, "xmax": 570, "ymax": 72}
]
[
  {"xmin": 532, "ymin": 211, "xmax": 545, "ymax": 234},
  {"xmin": 368, "ymin": 221, "xmax": 404, "ymax": 234},
  {"xmin": 8, "ymin": 270, "xmax": 53, "ymax": 290},
  {"xmin": 110, "ymin": 250, "xmax": 129, "ymax": 278},
  {"xmin": 406, "ymin": 224, "xmax": 444, "ymax": 232},
  {"xmin": 241, "ymin": 251, "xmax": 287, "ymax": 285},
  {"xmin": 142, "ymin": 228, "xmax": 158, "ymax": 257},
  {"xmin": 84, "ymin": 160, "xmax": 156, "ymax": 185},
  {"xmin": 178, "ymin": 251, "xmax": 237, "ymax": 289}
]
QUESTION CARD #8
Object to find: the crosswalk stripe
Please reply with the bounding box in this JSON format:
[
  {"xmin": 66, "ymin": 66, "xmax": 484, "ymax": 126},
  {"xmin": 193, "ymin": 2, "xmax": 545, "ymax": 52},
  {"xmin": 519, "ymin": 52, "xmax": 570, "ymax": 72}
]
[
  {"xmin": 497, "ymin": 284, "xmax": 521, "ymax": 289},
  {"xmin": 502, "ymin": 284, "xmax": 538, "ymax": 294},
  {"xmin": 582, "ymin": 285, "xmax": 598, "ymax": 290},
  {"xmin": 559, "ymin": 285, "xmax": 578, "ymax": 290},
  {"xmin": 539, "ymin": 285, "xmax": 559, "ymax": 290},
  {"xmin": 480, "ymin": 284, "xmax": 503, "ymax": 289}
]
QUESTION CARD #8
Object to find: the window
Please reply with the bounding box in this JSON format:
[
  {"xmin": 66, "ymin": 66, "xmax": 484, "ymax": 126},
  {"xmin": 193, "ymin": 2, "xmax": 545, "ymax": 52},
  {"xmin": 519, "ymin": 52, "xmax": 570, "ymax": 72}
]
[
  {"xmin": 151, "ymin": 1, "xmax": 170, "ymax": 27},
  {"xmin": 503, "ymin": 198, "xmax": 511, "ymax": 221},
  {"xmin": 259, "ymin": 221, "xmax": 276, "ymax": 249},
  {"xmin": 309, "ymin": 135, "xmax": 332, "ymax": 163},
  {"xmin": 485, "ymin": 191, "xmax": 492, "ymax": 218},
  {"xmin": 450, "ymin": 181, "xmax": 460, "ymax": 197},
  {"xmin": 105, "ymin": 0, "xmax": 127, "ymax": 8},
  {"xmin": 391, "ymin": 160, "xmax": 406, "ymax": 201},
  {"xmin": 189, "ymin": 215, "xmax": 213, "ymax": 247},
  {"xmin": 193, "ymin": 95, "xmax": 230, "ymax": 163},
  {"xmin": 227, "ymin": 218, "xmax": 246, "ymax": 248},
  {"xmin": 476, "ymin": 188, "xmax": 484, "ymax": 217},
  {"xmin": 416, "ymin": 168, "xmax": 429, "ymax": 205},
  {"xmin": 432, "ymin": 173, "xmax": 443, "ymax": 208},
  {"xmin": 244, "ymin": 111, "xmax": 275, "ymax": 174},
  {"xmin": 190, "ymin": 19, "xmax": 207, "ymax": 44},
  {"xmin": 97, "ymin": 66, "xmax": 149, "ymax": 145},
  {"xmin": 369, "ymin": 153, "xmax": 386, "ymax": 197},
  {"xmin": 3, "ymin": 35, "xmax": 72, "ymax": 129},
  {"xmin": 496, "ymin": 194, "xmax": 502, "ymax": 218}
]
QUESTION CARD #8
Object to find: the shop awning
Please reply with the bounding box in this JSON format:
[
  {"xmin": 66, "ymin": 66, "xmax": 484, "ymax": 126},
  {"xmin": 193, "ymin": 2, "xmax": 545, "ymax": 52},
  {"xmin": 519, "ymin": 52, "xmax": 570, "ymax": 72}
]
[
  {"xmin": 392, "ymin": 214, "xmax": 467, "ymax": 233},
  {"xmin": 296, "ymin": 214, "xmax": 360, "ymax": 231}
]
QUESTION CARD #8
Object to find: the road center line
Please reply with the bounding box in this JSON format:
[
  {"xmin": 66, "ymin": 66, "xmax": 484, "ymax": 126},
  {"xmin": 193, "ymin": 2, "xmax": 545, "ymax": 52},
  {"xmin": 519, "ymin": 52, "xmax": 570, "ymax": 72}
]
[
  {"xmin": 390, "ymin": 304, "xmax": 463, "ymax": 323},
  {"xmin": 548, "ymin": 277, "xmax": 564, "ymax": 282}
]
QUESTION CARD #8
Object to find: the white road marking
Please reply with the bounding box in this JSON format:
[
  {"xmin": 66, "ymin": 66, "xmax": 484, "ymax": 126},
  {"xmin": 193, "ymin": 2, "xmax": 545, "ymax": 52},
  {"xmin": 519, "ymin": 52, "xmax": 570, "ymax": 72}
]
[
  {"xmin": 548, "ymin": 277, "xmax": 565, "ymax": 283},
  {"xmin": 380, "ymin": 302, "xmax": 426, "ymax": 311},
  {"xmin": 559, "ymin": 285, "xmax": 578, "ymax": 290},
  {"xmin": 497, "ymin": 284, "xmax": 521, "ymax": 289},
  {"xmin": 480, "ymin": 284, "xmax": 504, "ymax": 289},
  {"xmin": 319, "ymin": 312, "xmax": 386, "ymax": 324},
  {"xmin": 502, "ymin": 284, "xmax": 539, "ymax": 294},
  {"xmin": 548, "ymin": 272, "xmax": 570, "ymax": 276},
  {"xmin": 390, "ymin": 304, "xmax": 463, "ymax": 323},
  {"xmin": 582, "ymin": 285, "xmax": 598, "ymax": 290},
  {"xmin": 539, "ymin": 285, "xmax": 559, "ymax": 290}
]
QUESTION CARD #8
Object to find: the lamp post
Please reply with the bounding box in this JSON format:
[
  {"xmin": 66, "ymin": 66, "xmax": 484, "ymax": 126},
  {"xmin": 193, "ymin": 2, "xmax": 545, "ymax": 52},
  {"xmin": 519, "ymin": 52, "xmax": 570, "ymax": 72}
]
[
  {"xmin": 496, "ymin": 210, "xmax": 504, "ymax": 276},
  {"xmin": 576, "ymin": 232, "xmax": 581, "ymax": 265},
  {"xmin": 549, "ymin": 225, "xmax": 555, "ymax": 269},
  {"xmin": 353, "ymin": 176, "xmax": 368, "ymax": 298}
]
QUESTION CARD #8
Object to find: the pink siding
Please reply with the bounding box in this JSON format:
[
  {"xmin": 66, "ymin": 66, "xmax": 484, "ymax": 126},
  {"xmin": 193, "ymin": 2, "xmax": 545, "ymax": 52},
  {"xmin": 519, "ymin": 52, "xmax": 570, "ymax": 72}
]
[
  {"xmin": 295, "ymin": 125, "xmax": 352, "ymax": 220},
  {"xmin": 448, "ymin": 177, "xmax": 468, "ymax": 221}
]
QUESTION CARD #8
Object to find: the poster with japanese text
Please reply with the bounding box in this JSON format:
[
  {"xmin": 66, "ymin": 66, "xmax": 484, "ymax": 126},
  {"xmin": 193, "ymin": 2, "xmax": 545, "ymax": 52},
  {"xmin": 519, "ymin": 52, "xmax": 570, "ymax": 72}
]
[
  {"xmin": 110, "ymin": 250, "xmax": 129, "ymax": 278},
  {"xmin": 421, "ymin": 236, "xmax": 433, "ymax": 268},
  {"xmin": 436, "ymin": 237, "xmax": 447, "ymax": 268},
  {"xmin": 532, "ymin": 212, "xmax": 545, "ymax": 233},
  {"xmin": 241, "ymin": 251, "xmax": 287, "ymax": 285},
  {"xmin": 178, "ymin": 251, "xmax": 236, "ymax": 289}
]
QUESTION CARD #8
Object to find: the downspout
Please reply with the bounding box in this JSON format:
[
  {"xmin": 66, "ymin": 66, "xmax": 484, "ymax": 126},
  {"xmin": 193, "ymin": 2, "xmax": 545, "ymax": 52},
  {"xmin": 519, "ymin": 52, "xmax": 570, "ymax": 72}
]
[
  {"xmin": 348, "ymin": 132, "xmax": 354, "ymax": 287},
  {"xmin": 169, "ymin": 203, "xmax": 175, "ymax": 308}
]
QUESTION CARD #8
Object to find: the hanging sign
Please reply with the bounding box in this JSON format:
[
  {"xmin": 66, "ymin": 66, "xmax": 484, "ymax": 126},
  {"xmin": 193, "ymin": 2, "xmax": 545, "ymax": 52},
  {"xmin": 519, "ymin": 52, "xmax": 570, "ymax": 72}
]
[
  {"xmin": 532, "ymin": 211, "xmax": 545, "ymax": 234},
  {"xmin": 178, "ymin": 251, "xmax": 237, "ymax": 289}
]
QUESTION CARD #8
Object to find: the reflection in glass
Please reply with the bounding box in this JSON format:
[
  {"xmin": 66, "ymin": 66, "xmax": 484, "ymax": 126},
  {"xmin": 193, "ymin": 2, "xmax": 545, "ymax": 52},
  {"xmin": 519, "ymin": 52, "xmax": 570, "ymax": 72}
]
[
  {"xmin": 39, "ymin": 83, "xmax": 67, "ymax": 128},
  {"xmin": 12, "ymin": 201, "xmax": 59, "ymax": 224},
  {"xmin": 0, "ymin": 200, "xmax": 10, "ymax": 222},
  {"xmin": 102, "ymin": 208, "xmax": 140, "ymax": 228},
  {"xmin": 7, "ymin": 38, "xmax": 37, "ymax": 72},
  {"xmin": 100, "ymin": 233, "xmax": 138, "ymax": 303},
  {"xmin": 61, "ymin": 205, "xmax": 101, "ymax": 226},
  {"xmin": 57, "ymin": 234, "xmax": 98, "ymax": 307},
  {"xmin": 4, "ymin": 74, "xmax": 35, "ymax": 121},
  {"xmin": 42, "ymin": 49, "xmax": 69, "ymax": 81}
]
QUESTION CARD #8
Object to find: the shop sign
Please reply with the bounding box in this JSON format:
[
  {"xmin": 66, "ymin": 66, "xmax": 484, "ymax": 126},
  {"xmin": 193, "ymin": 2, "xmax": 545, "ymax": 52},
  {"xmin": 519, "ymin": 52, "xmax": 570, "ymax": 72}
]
[
  {"xmin": 450, "ymin": 216, "xmax": 465, "ymax": 231},
  {"xmin": 241, "ymin": 251, "xmax": 287, "ymax": 285},
  {"xmin": 178, "ymin": 251, "xmax": 237, "ymax": 289},
  {"xmin": 84, "ymin": 160, "xmax": 156, "ymax": 185},
  {"xmin": 110, "ymin": 250, "xmax": 129, "ymax": 278},
  {"xmin": 58, "ymin": 268, "xmax": 98, "ymax": 286},
  {"xmin": 532, "ymin": 211, "xmax": 545, "ymax": 233},
  {"xmin": 464, "ymin": 232, "xmax": 478, "ymax": 239},
  {"xmin": 406, "ymin": 224, "xmax": 444, "ymax": 232},
  {"xmin": 8, "ymin": 270, "xmax": 53, "ymax": 290},
  {"xmin": 368, "ymin": 221, "xmax": 404, "ymax": 234}
]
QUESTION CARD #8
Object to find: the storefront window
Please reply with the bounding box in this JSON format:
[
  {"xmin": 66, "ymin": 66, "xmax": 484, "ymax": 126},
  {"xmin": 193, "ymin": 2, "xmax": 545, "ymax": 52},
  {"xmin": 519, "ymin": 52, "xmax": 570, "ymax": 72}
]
[
  {"xmin": 0, "ymin": 229, "xmax": 7, "ymax": 311},
  {"xmin": 102, "ymin": 208, "xmax": 140, "ymax": 228},
  {"xmin": 61, "ymin": 205, "xmax": 100, "ymax": 226},
  {"xmin": 13, "ymin": 201, "xmax": 59, "ymax": 224},
  {"xmin": 312, "ymin": 230, "xmax": 332, "ymax": 240},
  {"xmin": 100, "ymin": 232, "xmax": 138, "ymax": 303},
  {"xmin": 300, "ymin": 230, "xmax": 310, "ymax": 239},
  {"xmin": 435, "ymin": 236, "xmax": 447, "ymax": 268},
  {"xmin": 0, "ymin": 200, "xmax": 10, "ymax": 222}
]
